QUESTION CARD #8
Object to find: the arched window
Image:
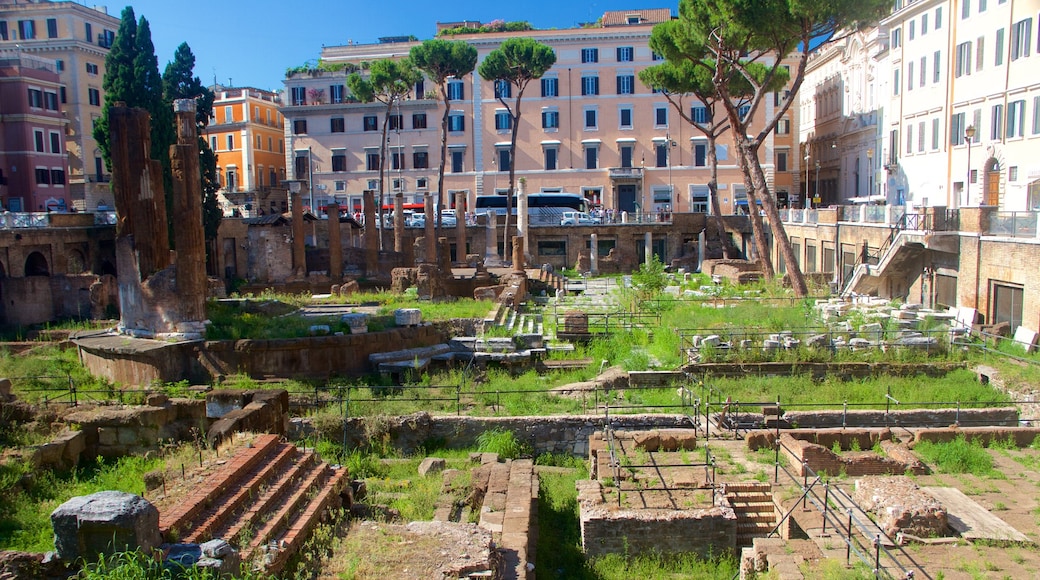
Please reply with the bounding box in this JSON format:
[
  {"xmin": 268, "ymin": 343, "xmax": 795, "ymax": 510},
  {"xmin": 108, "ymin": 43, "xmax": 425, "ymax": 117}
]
[{"xmin": 25, "ymin": 251, "xmax": 49, "ymax": 276}]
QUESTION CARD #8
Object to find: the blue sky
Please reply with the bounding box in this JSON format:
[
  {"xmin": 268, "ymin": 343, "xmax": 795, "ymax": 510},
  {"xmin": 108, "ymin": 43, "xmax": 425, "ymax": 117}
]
[{"xmin": 124, "ymin": 1, "xmax": 673, "ymax": 92}]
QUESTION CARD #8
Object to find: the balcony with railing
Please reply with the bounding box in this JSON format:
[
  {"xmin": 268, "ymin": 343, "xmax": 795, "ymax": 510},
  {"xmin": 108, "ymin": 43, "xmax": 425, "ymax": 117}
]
[
  {"xmin": 987, "ymin": 211, "xmax": 1039, "ymax": 238},
  {"xmin": 608, "ymin": 167, "xmax": 643, "ymax": 180}
]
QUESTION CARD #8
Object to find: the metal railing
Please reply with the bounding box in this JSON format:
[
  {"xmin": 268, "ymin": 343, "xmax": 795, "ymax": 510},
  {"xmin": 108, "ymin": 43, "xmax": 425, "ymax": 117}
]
[
  {"xmin": 768, "ymin": 436, "xmax": 931, "ymax": 579},
  {"xmin": 987, "ymin": 211, "xmax": 1038, "ymax": 238},
  {"xmin": 602, "ymin": 415, "xmax": 716, "ymax": 508}
]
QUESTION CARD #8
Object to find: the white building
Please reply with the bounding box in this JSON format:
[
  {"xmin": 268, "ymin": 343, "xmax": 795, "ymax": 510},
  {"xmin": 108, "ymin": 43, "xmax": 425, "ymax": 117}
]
[{"xmin": 804, "ymin": 0, "xmax": 1040, "ymax": 211}]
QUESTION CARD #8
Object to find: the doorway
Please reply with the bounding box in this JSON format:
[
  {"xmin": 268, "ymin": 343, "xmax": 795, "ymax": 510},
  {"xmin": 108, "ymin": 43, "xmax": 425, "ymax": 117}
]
[{"xmin": 617, "ymin": 184, "xmax": 637, "ymax": 213}]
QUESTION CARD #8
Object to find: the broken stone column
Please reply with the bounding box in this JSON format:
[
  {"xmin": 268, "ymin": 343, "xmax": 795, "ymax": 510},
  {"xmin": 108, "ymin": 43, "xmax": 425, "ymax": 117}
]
[
  {"xmin": 484, "ymin": 211, "xmax": 499, "ymax": 265},
  {"xmin": 393, "ymin": 193, "xmax": 404, "ymax": 253},
  {"xmin": 363, "ymin": 190, "xmax": 379, "ymax": 276},
  {"xmin": 644, "ymin": 231, "xmax": 653, "ymax": 265},
  {"xmin": 512, "ymin": 235, "xmax": 525, "ymax": 273},
  {"xmin": 109, "ymin": 104, "xmax": 170, "ymax": 280},
  {"xmin": 170, "ymin": 99, "xmax": 207, "ymax": 324},
  {"xmin": 328, "ymin": 201, "xmax": 342, "ymax": 282},
  {"xmin": 455, "ymin": 191, "xmax": 466, "ymax": 265},
  {"xmin": 290, "ymin": 187, "xmax": 306, "ymax": 277},
  {"xmin": 424, "ymin": 191, "xmax": 436, "ymax": 264},
  {"xmin": 590, "ymin": 233, "xmax": 599, "ymax": 275},
  {"xmin": 698, "ymin": 229, "xmax": 706, "ymax": 272},
  {"xmin": 51, "ymin": 491, "xmax": 161, "ymax": 562}
]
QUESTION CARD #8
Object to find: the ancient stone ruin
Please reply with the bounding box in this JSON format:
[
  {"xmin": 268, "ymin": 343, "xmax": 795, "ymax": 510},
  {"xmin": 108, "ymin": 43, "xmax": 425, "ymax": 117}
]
[{"xmin": 109, "ymin": 100, "xmax": 210, "ymax": 340}]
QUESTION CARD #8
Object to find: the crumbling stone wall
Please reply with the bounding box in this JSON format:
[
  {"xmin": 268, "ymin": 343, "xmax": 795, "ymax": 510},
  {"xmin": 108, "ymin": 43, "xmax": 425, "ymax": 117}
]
[
  {"xmin": 577, "ymin": 479, "xmax": 736, "ymax": 559},
  {"xmin": 62, "ymin": 398, "xmax": 208, "ymax": 459},
  {"xmin": 303, "ymin": 412, "xmax": 691, "ymax": 457}
]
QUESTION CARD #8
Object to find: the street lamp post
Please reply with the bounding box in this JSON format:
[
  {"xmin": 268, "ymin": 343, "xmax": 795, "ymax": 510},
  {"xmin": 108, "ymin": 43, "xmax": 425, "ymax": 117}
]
[
  {"xmin": 814, "ymin": 161, "xmax": 821, "ymax": 207},
  {"xmin": 866, "ymin": 148, "xmax": 874, "ymax": 199},
  {"xmin": 964, "ymin": 125, "xmax": 976, "ymax": 206},
  {"xmin": 804, "ymin": 144, "xmax": 811, "ymax": 209},
  {"xmin": 667, "ymin": 134, "xmax": 676, "ymax": 217}
]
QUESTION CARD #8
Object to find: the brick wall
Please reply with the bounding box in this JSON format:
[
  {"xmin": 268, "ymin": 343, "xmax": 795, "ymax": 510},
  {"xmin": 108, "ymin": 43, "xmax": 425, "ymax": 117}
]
[{"xmin": 578, "ymin": 480, "xmax": 737, "ymax": 559}]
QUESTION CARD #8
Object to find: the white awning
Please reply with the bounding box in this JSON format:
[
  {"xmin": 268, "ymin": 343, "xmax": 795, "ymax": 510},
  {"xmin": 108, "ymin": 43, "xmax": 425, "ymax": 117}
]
[
  {"xmin": 651, "ymin": 137, "xmax": 668, "ymax": 142},
  {"xmin": 616, "ymin": 137, "xmax": 637, "ymax": 143},
  {"xmin": 540, "ymin": 140, "xmax": 562, "ymax": 145},
  {"xmin": 581, "ymin": 138, "xmax": 602, "ymax": 144},
  {"xmin": 495, "ymin": 141, "xmax": 511, "ymax": 147}
]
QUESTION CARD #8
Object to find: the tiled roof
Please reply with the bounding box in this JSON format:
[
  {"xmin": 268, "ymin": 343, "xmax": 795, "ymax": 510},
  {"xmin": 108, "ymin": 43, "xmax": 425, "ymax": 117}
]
[{"xmin": 601, "ymin": 9, "xmax": 672, "ymax": 27}]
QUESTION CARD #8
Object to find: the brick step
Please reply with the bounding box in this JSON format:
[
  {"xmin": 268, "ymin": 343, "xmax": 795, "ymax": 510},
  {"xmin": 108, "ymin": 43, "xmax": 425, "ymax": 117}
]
[
  {"xmin": 724, "ymin": 483, "xmax": 774, "ymax": 493},
  {"xmin": 738, "ymin": 523, "xmax": 777, "ymax": 534},
  {"xmin": 216, "ymin": 451, "xmax": 320, "ymax": 544},
  {"xmin": 736, "ymin": 515, "xmax": 777, "ymax": 525},
  {"xmin": 182, "ymin": 444, "xmax": 299, "ymax": 544},
  {"xmin": 262, "ymin": 466, "xmax": 349, "ymax": 574},
  {"xmin": 729, "ymin": 498, "xmax": 775, "ymax": 507},
  {"xmin": 243, "ymin": 461, "xmax": 333, "ymax": 561},
  {"xmin": 158, "ymin": 434, "xmax": 283, "ymax": 535}
]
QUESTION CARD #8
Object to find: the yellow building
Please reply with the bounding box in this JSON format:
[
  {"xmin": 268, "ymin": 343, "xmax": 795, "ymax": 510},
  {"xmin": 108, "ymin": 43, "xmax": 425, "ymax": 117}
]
[
  {"xmin": 204, "ymin": 85, "xmax": 286, "ymax": 216},
  {"xmin": 0, "ymin": 0, "xmax": 120, "ymax": 211}
]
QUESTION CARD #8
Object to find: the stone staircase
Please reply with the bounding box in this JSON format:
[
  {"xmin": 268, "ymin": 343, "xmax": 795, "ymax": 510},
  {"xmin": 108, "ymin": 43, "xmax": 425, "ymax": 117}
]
[
  {"xmin": 471, "ymin": 457, "xmax": 537, "ymax": 580},
  {"xmin": 724, "ymin": 482, "xmax": 778, "ymax": 548},
  {"xmin": 158, "ymin": 434, "xmax": 350, "ymax": 575}
]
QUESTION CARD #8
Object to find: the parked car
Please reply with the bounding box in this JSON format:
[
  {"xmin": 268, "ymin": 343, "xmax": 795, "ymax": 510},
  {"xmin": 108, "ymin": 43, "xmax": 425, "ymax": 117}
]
[
  {"xmin": 560, "ymin": 211, "xmax": 600, "ymax": 226},
  {"xmin": 438, "ymin": 208, "xmax": 455, "ymax": 227},
  {"xmin": 406, "ymin": 213, "xmax": 426, "ymax": 228}
]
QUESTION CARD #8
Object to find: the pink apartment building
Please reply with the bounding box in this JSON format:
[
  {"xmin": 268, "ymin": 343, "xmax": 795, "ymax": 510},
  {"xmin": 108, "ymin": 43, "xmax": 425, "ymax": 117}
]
[
  {"xmin": 0, "ymin": 52, "xmax": 68, "ymax": 212},
  {"xmin": 281, "ymin": 9, "xmax": 791, "ymax": 217}
]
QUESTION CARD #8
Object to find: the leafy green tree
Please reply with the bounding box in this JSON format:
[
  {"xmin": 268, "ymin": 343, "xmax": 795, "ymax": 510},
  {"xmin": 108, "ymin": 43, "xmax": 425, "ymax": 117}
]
[
  {"xmin": 347, "ymin": 58, "xmax": 421, "ymax": 252},
  {"xmin": 478, "ymin": 38, "xmax": 556, "ymax": 260},
  {"xmin": 94, "ymin": 8, "xmax": 175, "ymax": 240},
  {"xmin": 656, "ymin": 0, "xmax": 891, "ymax": 296},
  {"xmin": 409, "ymin": 39, "xmax": 478, "ymax": 250},
  {"xmin": 162, "ymin": 42, "xmax": 221, "ymax": 246}
]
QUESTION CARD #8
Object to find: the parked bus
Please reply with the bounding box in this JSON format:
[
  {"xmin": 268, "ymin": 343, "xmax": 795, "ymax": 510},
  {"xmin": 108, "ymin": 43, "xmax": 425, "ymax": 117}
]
[{"xmin": 474, "ymin": 193, "xmax": 589, "ymax": 225}]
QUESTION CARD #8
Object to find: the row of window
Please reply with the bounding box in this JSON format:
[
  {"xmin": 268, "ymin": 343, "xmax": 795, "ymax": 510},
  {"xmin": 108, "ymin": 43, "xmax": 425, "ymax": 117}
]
[
  {"xmin": 0, "ymin": 18, "xmax": 113, "ymax": 45},
  {"xmin": 34, "ymin": 167, "xmax": 66, "ymax": 186},
  {"xmin": 310, "ymin": 139, "xmax": 729, "ymax": 175},
  {"xmin": 295, "ymin": 102, "xmax": 757, "ymax": 136},
  {"xmin": 27, "ymin": 88, "xmax": 59, "ymax": 111},
  {"xmin": 898, "ymin": 96, "xmax": 1040, "ymax": 160},
  {"xmin": 216, "ymin": 104, "xmax": 282, "ymax": 126},
  {"xmin": 33, "ymin": 129, "xmax": 62, "ymax": 154},
  {"xmin": 209, "ymin": 134, "xmax": 285, "ymax": 154},
  {"xmin": 953, "ymin": 17, "xmax": 1033, "ymax": 79},
  {"xmin": 215, "ymin": 166, "xmax": 284, "ymax": 190},
  {"xmin": 891, "ymin": 6, "xmax": 943, "ymax": 49}
]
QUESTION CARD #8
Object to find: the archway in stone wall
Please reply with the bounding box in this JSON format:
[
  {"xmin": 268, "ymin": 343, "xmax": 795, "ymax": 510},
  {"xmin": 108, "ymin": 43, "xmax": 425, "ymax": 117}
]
[
  {"xmin": 99, "ymin": 260, "xmax": 117, "ymax": 277},
  {"xmin": 25, "ymin": 252, "xmax": 49, "ymax": 276},
  {"xmin": 67, "ymin": 249, "xmax": 87, "ymax": 274},
  {"xmin": 983, "ymin": 157, "xmax": 1001, "ymax": 207}
]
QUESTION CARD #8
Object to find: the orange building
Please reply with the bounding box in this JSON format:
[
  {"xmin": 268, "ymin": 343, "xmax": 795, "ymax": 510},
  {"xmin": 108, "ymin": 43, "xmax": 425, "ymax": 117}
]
[{"xmin": 204, "ymin": 85, "xmax": 286, "ymax": 216}]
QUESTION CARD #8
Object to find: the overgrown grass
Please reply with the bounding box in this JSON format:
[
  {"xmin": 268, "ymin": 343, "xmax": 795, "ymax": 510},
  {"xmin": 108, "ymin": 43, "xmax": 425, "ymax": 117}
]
[
  {"xmin": 0, "ymin": 455, "xmax": 162, "ymax": 552},
  {"xmin": 476, "ymin": 428, "xmax": 531, "ymax": 459},
  {"xmin": 535, "ymin": 463, "xmax": 738, "ymax": 579},
  {"xmin": 207, "ymin": 291, "xmax": 493, "ymax": 340},
  {"xmin": 913, "ymin": 436, "xmax": 1000, "ymax": 477},
  {"xmin": 77, "ymin": 550, "xmax": 273, "ymax": 580}
]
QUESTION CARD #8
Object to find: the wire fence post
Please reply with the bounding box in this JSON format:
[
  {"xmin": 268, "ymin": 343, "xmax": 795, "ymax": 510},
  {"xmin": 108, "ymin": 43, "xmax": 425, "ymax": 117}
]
[
  {"xmin": 456, "ymin": 385, "xmax": 461, "ymax": 416},
  {"xmin": 822, "ymin": 483, "xmax": 830, "ymax": 535},
  {"xmin": 874, "ymin": 534, "xmax": 881, "ymax": 579},
  {"xmin": 802, "ymin": 463, "xmax": 809, "ymax": 510},
  {"xmin": 68, "ymin": 372, "xmax": 77, "ymax": 406},
  {"xmin": 846, "ymin": 509, "xmax": 853, "ymax": 565}
]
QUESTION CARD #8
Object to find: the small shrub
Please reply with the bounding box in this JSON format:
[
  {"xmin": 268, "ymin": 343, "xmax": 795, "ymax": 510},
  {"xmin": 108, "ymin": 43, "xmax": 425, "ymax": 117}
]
[
  {"xmin": 914, "ymin": 436, "xmax": 995, "ymax": 476},
  {"xmin": 476, "ymin": 428, "xmax": 531, "ymax": 459}
]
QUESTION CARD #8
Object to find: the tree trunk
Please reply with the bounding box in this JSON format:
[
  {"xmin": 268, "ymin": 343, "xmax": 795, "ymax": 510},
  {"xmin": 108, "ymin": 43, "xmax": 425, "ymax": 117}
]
[
  {"xmin": 503, "ymin": 95, "xmax": 522, "ymax": 264},
  {"xmin": 706, "ymin": 133, "xmax": 731, "ymax": 259},
  {"xmin": 432, "ymin": 85, "xmax": 451, "ymax": 265},
  {"xmin": 748, "ymin": 141, "xmax": 809, "ymax": 296},
  {"xmin": 735, "ymin": 139, "xmax": 774, "ymax": 279}
]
